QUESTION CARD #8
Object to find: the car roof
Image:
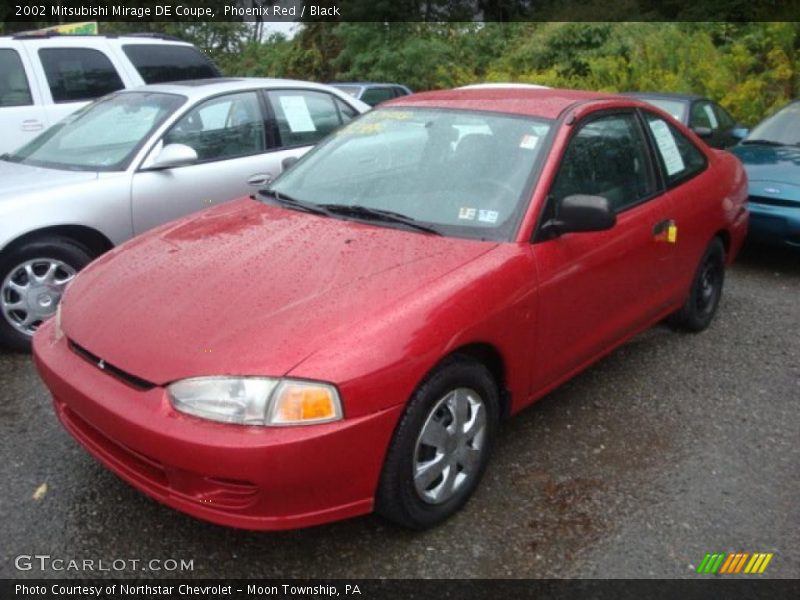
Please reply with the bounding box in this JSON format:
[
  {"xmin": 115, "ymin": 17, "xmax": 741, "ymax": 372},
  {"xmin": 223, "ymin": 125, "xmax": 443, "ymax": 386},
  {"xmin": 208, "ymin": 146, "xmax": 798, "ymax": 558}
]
[
  {"xmin": 118, "ymin": 77, "xmax": 350, "ymax": 100},
  {"xmin": 333, "ymin": 82, "xmax": 406, "ymax": 88},
  {"xmin": 386, "ymin": 87, "xmax": 621, "ymax": 120},
  {"xmin": 1, "ymin": 33, "xmax": 193, "ymax": 45},
  {"xmin": 624, "ymin": 91, "xmax": 706, "ymax": 103}
]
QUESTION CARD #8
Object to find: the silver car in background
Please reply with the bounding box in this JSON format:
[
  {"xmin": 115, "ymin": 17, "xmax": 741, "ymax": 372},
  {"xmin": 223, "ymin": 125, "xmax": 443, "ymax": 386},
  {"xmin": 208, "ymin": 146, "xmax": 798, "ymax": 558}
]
[{"xmin": 0, "ymin": 78, "xmax": 369, "ymax": 350}]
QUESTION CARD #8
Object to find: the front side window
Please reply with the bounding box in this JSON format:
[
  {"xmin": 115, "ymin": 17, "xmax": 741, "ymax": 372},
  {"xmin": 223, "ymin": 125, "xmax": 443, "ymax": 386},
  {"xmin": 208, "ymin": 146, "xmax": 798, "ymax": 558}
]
[
  {"xmin": 6, "ymin": 92, "xmax": 185, "ymax": 171},
  {"xmin": 269, "ymin": 107, "xmax": 553, "ymax": 241},
  {"xmin": 690, "ymin": 101, "xmax": 719, "ymax": 131},
  {"xmin": 550, "ymin": 113, "xmax": 656, "ymax": 213},
  {"xmin": 122, "ymin": 44, "xmax": 219, "ymax": 84},
  {"xmin": 267, "ymin": 90, "xmax": 346, "ymax": 147},
  {"xmin": 38, "ymin": 48, "xmax": 124, "ymax": 103},
  {"xmin": 644, "ymin": 112, "xmax": 707, "ymax": 186},
  {"xmin": 164, "ymin": 91, "xmax": 265, "ymax": 162},
  {"xmin": 0, "ymin": 49, "xmax": 32, "ymax": 107}
]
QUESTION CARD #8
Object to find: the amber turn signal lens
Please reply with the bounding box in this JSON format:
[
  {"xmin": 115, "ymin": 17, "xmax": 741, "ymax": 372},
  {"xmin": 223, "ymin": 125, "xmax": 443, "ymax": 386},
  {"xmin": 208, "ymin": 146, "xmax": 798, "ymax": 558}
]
[{"xmin": 270, "ymin": 382, "xmax": 342, "ymax": 425}]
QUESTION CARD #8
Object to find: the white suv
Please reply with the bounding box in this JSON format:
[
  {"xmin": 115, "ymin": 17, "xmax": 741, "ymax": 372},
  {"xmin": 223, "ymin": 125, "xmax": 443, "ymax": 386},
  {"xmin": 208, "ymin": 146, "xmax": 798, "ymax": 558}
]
[{"xmin": 0, "ymin": 33, "xmax": 220, "ymax": 153}]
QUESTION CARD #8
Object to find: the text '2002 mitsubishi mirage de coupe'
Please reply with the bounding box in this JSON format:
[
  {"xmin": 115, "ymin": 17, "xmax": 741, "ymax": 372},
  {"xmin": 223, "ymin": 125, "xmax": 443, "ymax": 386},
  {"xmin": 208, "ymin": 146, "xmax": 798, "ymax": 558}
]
[{"xmin": 34, "ymin": 88, "xmax": 748, "ymax": 530}]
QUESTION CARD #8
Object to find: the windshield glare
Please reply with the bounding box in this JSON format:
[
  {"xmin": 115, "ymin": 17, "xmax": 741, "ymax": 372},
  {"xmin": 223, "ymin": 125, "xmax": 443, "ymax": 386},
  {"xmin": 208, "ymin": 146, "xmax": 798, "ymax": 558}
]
[
  {"xmin": 747, "ymin": 102, "xmax": 800, "ymax": 146},
  {"xmin": 269, "ymin": 107, "xmax": 552, "ymax": 241},
  {"xmin": 7, "ymin": 92, "xmax": 186, "ymax": 171}
]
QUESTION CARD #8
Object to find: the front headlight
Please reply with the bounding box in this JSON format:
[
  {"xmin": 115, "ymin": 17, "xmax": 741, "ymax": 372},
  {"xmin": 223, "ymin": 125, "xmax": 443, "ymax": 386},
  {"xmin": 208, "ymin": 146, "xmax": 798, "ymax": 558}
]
[{"xmin": 167, "ymin": 377, "xmax": 342, "ymax": 426}]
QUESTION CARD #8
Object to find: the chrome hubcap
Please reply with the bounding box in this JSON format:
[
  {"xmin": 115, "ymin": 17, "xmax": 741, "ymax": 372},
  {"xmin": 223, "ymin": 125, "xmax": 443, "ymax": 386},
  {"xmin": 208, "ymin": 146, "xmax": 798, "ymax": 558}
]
[
  {"xmin": 1, "ymin": 259, "xmax": 76, "ymax": 336},
  {"xmin": 414, "ymin": 387, "xmax": 487, "ymax": 505}
]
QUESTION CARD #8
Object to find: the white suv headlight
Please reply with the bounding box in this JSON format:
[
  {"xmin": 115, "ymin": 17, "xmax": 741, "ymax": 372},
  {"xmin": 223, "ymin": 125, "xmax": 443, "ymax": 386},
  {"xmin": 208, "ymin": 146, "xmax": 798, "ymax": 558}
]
[{"xmin": 167, "ymin": 377, "xmax": 342, "ymax": 426}]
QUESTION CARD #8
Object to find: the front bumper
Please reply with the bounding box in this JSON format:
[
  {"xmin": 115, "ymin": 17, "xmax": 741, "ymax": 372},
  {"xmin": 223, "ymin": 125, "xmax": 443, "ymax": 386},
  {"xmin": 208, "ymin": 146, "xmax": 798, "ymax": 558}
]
[
  {"xmin": 748, "ymin": 199, "xmax": 800, "ymax": 248},
  {"xmin": 33, "ymin": 320, "xmax": 403, "ymax": 530}
]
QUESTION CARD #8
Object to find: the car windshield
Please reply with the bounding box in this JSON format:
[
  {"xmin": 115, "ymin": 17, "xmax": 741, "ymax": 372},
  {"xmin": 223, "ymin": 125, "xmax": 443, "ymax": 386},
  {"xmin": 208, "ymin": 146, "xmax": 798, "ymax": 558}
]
[
  {"xmin": 744, "ymin": 102, "xmax": 800, "ymax": 146},
  {"xmin": 643, "ymin": 98, "xmax": 687, "ymax": 123},
  {"xmin": 268, "ymin": 107, "xmax": 552, "ymax": 241},
  {"xmin": 5, "ymin": 91, "xmax": 186, "ymax": 171}
]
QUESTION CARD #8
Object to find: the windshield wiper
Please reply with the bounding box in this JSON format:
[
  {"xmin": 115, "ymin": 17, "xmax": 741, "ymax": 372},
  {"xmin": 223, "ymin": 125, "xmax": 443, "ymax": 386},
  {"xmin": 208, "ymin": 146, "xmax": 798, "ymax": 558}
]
[
  {"xmin": 257, "ymin": 189, "xmax": 331, "ymax": 217},
  {"xmin": 318, "ymin": 204, "xmax": 442, "ymax": 235},
  {"xmin": 741, "ymin": 139, "xmax": 785, "ymax": 146}
]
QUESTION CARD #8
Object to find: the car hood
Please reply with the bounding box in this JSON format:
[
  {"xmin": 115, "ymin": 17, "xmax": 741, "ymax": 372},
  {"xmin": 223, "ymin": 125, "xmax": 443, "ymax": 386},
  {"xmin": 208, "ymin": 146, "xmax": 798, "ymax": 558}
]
[
  {"xmin": 731, "ymin": 144, "xmax": 800, "ymax": 186},
  {"xmin": 63, "ymin": 198, "xmax": 497, "ymax": 385},
  {"xmin": 0, "ymin": 160, "xmax": 98, "ymax": 198}
]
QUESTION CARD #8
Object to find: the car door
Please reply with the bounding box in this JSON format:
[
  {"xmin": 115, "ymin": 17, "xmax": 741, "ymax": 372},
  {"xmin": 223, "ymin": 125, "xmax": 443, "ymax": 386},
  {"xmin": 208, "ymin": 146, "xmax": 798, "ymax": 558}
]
[
  {"xmin": 0, "ymin": 46, "xmax": 47, "ymax": 153},
  {"xmin": 530, "ymin": 110, "xmax": 678, "ymax": 392},
  {"xmin": 640, "ymin": 110, "xmax": 716, "ymax": 292},
  {"xmin": 131, "ymin": 89, "xmax": 274, "ymax": 234}
]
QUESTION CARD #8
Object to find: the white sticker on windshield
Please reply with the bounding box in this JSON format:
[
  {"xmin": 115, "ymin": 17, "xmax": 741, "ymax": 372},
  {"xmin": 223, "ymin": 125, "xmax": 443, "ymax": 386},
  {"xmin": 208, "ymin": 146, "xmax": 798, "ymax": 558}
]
[
  {"xmin": 279, "ymin": 96, "xmax": 316, "ymax": 133},
  {"xmin": 458, "ymin": 207, "xmax": 477, "ymax": 220},
  {"xmin": 478, "ymin": 209, "xmax": 499, "ymax": 223},
  {"xmin": 649, "ymin": 119, "xmax": 685, "ymax": 176},
  {"xmin": 520, "ymin": 134, "xmax": 539, "ymax": 149}
]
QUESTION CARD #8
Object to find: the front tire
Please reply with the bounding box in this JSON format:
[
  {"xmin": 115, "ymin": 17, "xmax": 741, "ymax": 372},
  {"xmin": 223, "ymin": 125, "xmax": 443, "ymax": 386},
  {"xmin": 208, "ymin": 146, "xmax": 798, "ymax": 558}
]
[
  {"xmin": 375, "ymin": 355, "xmax": 500, "ymax": 529},
  {"xmin": 668, "ymin": 237, "xmax": 726, "ymax": 332},
  {"xmin": 0, "ymin": 238, "xmax": 93, "ymax": 352}
]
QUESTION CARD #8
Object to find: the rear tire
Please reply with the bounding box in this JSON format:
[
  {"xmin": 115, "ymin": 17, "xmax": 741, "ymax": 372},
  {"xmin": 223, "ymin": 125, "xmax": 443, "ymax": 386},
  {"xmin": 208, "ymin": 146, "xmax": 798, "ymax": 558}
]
[
  {"xmin": 0, "ymin": 238, "xmax": 93, "ymax": 352},
  {"xmin": 668, "ymin": 238, "xmax": 725, "ymax": 332},
  {"xmin": 375, "ymin": 355, "xmax": 500, "ymax": 530}
]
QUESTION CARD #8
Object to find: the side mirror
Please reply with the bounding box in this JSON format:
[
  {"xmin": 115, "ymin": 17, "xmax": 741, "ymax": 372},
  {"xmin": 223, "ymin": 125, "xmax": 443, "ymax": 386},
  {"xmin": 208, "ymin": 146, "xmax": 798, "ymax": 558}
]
[
  {"xmin": 731, "ymin": 126, "xmax": 750, "ymax": 140},
  {"xmin": 541, "ymin": 194, "xmax": 616, "ymax": 238},
  {"xmin": 149, "ymin": 144, "xmax": 198, "ymax": 170},
  {"xmin": 691, "ymin": 126, "xmax": 713, "ymax": 139},
  {"xmin": 281, "ymin": 156, "xmax": 299, "ymax": 171}
]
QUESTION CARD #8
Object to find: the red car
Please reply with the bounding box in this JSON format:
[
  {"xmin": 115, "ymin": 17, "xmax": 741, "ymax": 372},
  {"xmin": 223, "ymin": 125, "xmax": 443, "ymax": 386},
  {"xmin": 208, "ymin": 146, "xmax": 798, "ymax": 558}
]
[{"xmin": 34, "ymin": 89, "xmax": 748, "ymax": 531}]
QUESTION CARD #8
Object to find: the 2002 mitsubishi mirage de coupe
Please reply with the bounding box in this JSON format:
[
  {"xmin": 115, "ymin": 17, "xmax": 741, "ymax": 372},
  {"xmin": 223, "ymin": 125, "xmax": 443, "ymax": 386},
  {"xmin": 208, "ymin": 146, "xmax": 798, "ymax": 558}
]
[{"xmin": 34, "ymin": 88, "xmax": 748, "ymax": 531}]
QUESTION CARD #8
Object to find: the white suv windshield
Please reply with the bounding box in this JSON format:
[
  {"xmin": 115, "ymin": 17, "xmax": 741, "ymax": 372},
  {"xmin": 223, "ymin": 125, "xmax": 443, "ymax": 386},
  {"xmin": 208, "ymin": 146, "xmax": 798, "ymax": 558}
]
[
  {"xmin": 269, "ymin": 107, "xmax": 552, "ymax": 241},
  {"xmin": 6, "ymin": 92, "xmax": 186, "ymax": 171}
]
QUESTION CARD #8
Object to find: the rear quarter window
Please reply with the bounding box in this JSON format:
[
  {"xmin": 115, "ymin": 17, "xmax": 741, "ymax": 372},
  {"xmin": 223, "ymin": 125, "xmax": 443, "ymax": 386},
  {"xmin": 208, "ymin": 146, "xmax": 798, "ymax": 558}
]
[
  {"xmin": 122, "ymin": 44, "xmax": 219, "ymax": 84},
  {"xmin": 38, "ymin": 47, "xmax": 124, "ymax": 103},
  {"xmin": 644, "ymin": 112, "xmax": 707, "ymax": 187}
]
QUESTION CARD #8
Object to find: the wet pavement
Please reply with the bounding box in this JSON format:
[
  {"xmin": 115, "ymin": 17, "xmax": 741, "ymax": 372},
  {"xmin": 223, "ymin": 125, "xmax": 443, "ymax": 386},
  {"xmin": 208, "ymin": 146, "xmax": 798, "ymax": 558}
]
[{"xmin": 1, "ymin": 243, "xmax": 798, "ymax": 580}]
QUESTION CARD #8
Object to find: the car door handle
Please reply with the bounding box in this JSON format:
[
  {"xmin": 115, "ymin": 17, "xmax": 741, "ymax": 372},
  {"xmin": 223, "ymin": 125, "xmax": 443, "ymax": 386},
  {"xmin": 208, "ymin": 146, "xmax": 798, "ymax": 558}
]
[
  {"xmin": 21, "ymin": 119, "xmax": 44, "ymax": 132},
  {"xmin": 653, "ymin": 219, "xmax": 678, "ymax": 243},
  {"xmin": 247, "ymin": 173, "xmax": 273, "ymax": 187},
  {"xmin": 652, "ymin": 219, "xmax": 674, "ymax": 235}
]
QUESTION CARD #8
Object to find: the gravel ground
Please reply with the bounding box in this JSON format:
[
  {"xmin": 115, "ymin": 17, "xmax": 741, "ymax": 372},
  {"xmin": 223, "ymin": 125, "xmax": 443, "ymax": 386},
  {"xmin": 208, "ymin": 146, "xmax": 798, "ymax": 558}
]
[{"xmin": 0, "ymin": 243, "xmax": 797, "ymax": 580}]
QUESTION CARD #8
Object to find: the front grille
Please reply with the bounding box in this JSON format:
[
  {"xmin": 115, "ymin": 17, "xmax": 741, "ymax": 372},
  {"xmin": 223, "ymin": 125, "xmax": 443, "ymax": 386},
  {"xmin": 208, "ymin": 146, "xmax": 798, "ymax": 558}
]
[
  {"xmin": 750, "ymin": 195, "xmax": 800, "ymax": 209},
  {"xmin": 68, "ymin": 340, "xmax": 155, "ymax": 391}
]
